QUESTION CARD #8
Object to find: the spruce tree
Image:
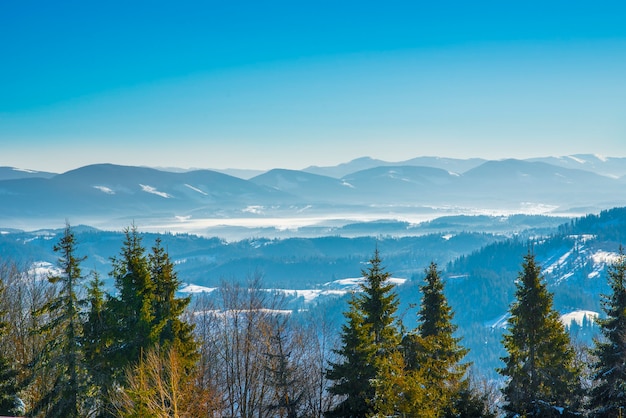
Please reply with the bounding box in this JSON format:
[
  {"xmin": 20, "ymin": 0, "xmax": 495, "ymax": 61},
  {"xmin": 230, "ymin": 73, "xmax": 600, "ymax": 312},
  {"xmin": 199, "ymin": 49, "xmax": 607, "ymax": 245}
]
[
  {"xmin": 148, "ymin": 237, "xmax": 197, "ymax": 370},
  {"xmin": 499, "ymin": 252, "xmax": 582, "ymax": 417},
  {"xmin": 589, "ymin": 248, "xmax": 626, "ymax": 417},
  {"xmin": 107, "ymin": 225, "xmax": 156, "ymax": 380},
  {"xmin": 32, "ymin": 223, "xmax": 87, "ymax": 417},
  {"xmin": 82, "ymin": 271, "xmax": 114, "ymax": 417},
  {"xmin": 402, "ymin": 262, "xmax": 471, "ymax": 416},
  {"xmin": 326, "ymin": 299, "xmax": 377, "ymax": 417},
  {"xmin": 326, "ymin": 249, "xmax": 401, "ymax": 417}
]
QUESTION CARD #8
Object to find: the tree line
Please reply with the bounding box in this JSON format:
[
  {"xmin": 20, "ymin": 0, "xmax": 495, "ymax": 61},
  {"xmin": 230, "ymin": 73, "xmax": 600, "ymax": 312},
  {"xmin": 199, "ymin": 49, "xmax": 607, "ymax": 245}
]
[{"xmin": 0, "ymin": 224, "xmax": 626, "ymax": 417}]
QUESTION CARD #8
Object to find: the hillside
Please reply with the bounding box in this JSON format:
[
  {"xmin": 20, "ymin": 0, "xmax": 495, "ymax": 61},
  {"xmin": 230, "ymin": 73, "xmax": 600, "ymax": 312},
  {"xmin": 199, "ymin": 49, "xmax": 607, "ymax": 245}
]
[
  {"xmin": 2, "ymin": 157, "xmax": 626, "ymax": 232},
  {"xmin": 2, "ymin": 208, "xmax": 625, "ymax": 379},
  {"xmin": 438, "ymin": 207, "xmax": 626, "ymax": 377}
]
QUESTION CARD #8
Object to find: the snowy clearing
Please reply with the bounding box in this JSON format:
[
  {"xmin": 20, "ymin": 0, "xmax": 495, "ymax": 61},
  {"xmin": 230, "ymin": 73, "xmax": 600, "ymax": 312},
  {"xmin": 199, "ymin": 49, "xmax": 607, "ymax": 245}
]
[
  {"xmin": 93, "ymin": 185, "xmax": 115, "ymax": 194},
  {"xmin": 139, "ymin": 184, "xmax": 172, "ymax": 198},
  {"xmin": 560, "ymin": 310, "xmax": 599, "ymax": 327}
]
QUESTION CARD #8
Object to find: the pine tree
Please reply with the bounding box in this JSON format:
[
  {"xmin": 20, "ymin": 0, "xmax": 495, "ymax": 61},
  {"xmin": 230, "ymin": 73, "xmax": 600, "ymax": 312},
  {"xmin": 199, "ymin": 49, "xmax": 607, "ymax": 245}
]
[
  {"xmin": 325, "ymin": 249, "xmax": 401, "ymax": 417},
  {"xmin": 402, "ymin": 262, "xmax": 471, "ymax": 416},
  {"xmin": 148, "ymin": 237, "xmax": 197, "ymax": 371},
  {"xmin": 499, "ymin": 252, "xmax": 582, "ymax": 417},
  {"xmin": 589, "ymin": 248, "xmax": 626, "ymax": 417},
  {"xmin": 32, "ymin": 223, "xmax": 87, "ymax": 417},
  {"xmin": 107, "ymin": 225, "xmax": 156, "ymax": 381}
]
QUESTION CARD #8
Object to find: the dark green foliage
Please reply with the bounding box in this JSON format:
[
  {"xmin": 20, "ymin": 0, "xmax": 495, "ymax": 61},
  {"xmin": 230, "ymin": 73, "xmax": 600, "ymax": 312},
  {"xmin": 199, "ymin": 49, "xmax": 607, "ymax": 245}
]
[
  {"xmin": 403, "ymin": 262, "xmax": 472, "ymax": 415},
  {"xmin": 107, "ymin": 225, "xmax": 156, "ymax": 380},
  {"xmin": 0, "ymin": 355, "xmax": 20, "ymax": 416},
  {"xmin": 32, "ymin": 223, "xmax": 87, "ymax": 417},
  {"xmin": 499, "ymin": 252, "xmax": 582, "ymax": 417},
  {"xmin": 325, "ymin": 301, "xmax": 377, "ymax": 418},
  {"xmin": 589, "ymin": 248, "xmax": 626, "ymax": 417},
  {"xmin": 326, "ymin": 249, "xmax": 401, "ymax": 417},
  {"xmin": 148, "ymin": 237, "xmax": 197, "ymax": 370},
  {"xmin": 82, "ymin": 272, "xmax": 114, "ymax": 417}
]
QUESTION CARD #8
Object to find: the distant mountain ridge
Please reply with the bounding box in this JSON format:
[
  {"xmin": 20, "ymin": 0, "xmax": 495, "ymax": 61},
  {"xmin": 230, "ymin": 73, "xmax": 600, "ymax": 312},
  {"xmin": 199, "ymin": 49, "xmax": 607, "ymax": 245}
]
[{"xmin": 2, "ymin": 155, "xmax": 626, "ymax": 231}]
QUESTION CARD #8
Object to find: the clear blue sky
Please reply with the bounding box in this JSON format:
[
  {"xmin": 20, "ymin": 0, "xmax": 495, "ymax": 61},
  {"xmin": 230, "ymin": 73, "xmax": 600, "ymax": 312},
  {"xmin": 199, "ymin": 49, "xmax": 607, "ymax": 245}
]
[{"xmin": 1, "ymin": 0, "xmax": 625, "ymax": 172}]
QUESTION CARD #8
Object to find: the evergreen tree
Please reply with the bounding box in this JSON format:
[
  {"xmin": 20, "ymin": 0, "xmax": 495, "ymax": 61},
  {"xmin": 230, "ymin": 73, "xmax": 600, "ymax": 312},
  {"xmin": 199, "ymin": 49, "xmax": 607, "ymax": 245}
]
[
  {"xmin": 499, "ymin": 252, "xmax": 582, "ymax": 417},
  {"xmin": 326, "ymin": 249, "xmax": 401, "ymax": 417},
  {"xmin": 325, "ymin": 302, "xmax": 376, "ymax": 417},
  {"xmin": 148, "ymin": 237, "xmax": 197, "ymax": 370},
  {"xmin": 589, "ymin": 248, "xmax": 626, "ymax": 417},
  {"xmin": 32, "ymin": 223, "xmax": 87, "ymax": 417},
  {"xmin": 82, "ymin": 271, "xmax": 114, "ymax": 418},
  {"xmin": 402, "ymin": 262, "xmax": 471, "ymax": 416},
  {"xmin": 107, "ymin": 225, "xmax": 156, "ymax": 381}
]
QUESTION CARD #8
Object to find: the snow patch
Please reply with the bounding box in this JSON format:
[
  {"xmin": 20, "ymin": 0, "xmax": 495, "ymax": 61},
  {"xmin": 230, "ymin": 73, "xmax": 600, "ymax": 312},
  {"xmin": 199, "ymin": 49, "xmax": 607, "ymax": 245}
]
[
  {"xmin": 560, "ymin": 310, "xmax": 599, "ymax": 327},
  {"xmin": 591, "ymin": 250, "xmax": 621, "ymax": 265},
  {"xmin": 485, "ymin": 313, "xmax": 510, "ymax": 329},
  {"xmin": 555, "ymin": 272, "xmax": 574, "ymax": 284},
  {"xmin": 566, "ymin": 155, "xmax": 586, "ymax": 164},
  {"xmin": 184, "ymin": 184, "xmax": 208, "ymax": 196},
  {"xmin": 93, "ymin": 185, "xmax": 115, "ymax": 195},
  {"xmin": 243, "ymin": 205, "xmax": 264, "ymax": 214},
  {"xmin": 12, "ymin": 167, "xmax": 38, "ymax": 173},
  {"xmin": 543, "ymin": 250, "xmax": 573, "ymax": 275},
  {"xmin": 179, "ymin": 284, "xmax": 217, "ymax": 293},
  {"xmin": 325, "ymin": 276, "xmax": 407, "ymax": 290},
  {"xmin": 28, "ymin": 261, "xmax": 61, "ymax": 279},
  {"xmin": 198, "ymin": 308, "xmax": 293, "ymax": 317},
  {"xmin": 140, "ymin": 184, "xmax": 171, "ymax": 198}
]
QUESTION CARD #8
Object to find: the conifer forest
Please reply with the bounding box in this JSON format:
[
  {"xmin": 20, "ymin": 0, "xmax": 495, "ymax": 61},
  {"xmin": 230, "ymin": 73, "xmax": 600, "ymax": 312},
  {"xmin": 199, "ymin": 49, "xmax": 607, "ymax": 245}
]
[{"xmin": 1, "ymin": 221, "xmax": 626, "ymax": 418}]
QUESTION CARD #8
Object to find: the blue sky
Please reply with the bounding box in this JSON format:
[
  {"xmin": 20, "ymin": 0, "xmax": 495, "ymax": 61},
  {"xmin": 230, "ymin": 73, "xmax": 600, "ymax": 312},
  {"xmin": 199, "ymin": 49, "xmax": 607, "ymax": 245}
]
[{"xmin": 1, "ymin": 1, "xmax": 625, "ymax": 172}]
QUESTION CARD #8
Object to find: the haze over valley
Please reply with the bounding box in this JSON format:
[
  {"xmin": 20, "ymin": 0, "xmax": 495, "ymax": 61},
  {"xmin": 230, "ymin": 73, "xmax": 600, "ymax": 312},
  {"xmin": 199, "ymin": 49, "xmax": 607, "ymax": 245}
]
[{"xmin": 2, "ymin": 153, "xmax": 625, "ymax": 238}]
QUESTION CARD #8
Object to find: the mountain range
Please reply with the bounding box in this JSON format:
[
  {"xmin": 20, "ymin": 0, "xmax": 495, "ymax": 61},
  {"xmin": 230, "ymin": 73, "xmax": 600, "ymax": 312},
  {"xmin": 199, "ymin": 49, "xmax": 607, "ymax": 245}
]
[{"xmin": 1, "ymin": 154, "xmax": 625, "ymax": 233}]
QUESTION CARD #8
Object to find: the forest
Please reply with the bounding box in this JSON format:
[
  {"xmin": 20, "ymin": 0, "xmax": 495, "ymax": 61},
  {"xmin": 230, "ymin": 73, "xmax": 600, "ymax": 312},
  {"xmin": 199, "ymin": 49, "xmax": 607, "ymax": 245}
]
[{"xmin": 0, "ymin": 221, "xmax": 626, "ymax": 417}]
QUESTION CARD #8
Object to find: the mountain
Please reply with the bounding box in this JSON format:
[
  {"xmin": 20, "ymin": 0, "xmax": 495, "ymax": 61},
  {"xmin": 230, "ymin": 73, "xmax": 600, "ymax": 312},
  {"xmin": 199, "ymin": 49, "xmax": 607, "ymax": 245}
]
[
  {"xmin": 2, "ymin": 158, "xmax": 626, "ymax": 232},
  {"xmin": 249, "ymin": 168, "xmax": 355, "ymax": 203},
  {"xmin": 439, "ymin": 206, "xmax": 626, "ymax": 377},
  {"xmin": 528, "ymin": 154, "xmax": 626, "ymax": 178},
  {"xmin": 455, "ymin": 159, "xmax": 625, "ymax": 211},
  {"xmin": 303, "ymin": 154, "xmax": 626, "ymax": 179},
  {"xmin": 303, "ymin": 156, "xmax": 486, "ymax": 178},
  {"xmin": 303, "ymin": 156, "xmax": 390, "ymax": 178},
  {"xmin": 341, "ymin": 165, "xmax": 460, "ymax": 205},
  {"xmin": 4, "ymin": 206, "xmax": 625, "ymax": 379},
  {"xmin": 0, "ymin": 166, "xmax": 56, "ymax": 180},
  {"xmin": 0, "ymin": 164, "xmax": 292, "ymax": 227}
]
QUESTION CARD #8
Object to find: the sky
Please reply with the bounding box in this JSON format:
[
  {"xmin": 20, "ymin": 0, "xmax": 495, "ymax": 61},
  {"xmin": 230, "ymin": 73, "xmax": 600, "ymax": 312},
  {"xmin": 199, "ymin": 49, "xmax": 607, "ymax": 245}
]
[{"xmin": 1, "ymin": 1, "xmax": 625, "ymax": 173}]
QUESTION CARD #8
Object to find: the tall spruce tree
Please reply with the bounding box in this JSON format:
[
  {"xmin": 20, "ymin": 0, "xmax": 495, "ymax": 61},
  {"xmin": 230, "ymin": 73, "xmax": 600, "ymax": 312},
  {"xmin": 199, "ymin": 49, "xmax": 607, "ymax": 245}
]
[
  {"xmin": 401, "ymin": 262, "xmax": 472, "ymax": 416},
  {"xmin": 499, "ymin": 252, "xmax": 582, "ymax": 417},
  {"xmin": 107, "ymin": 225, "xmax": 156, "ymax": 380},
  {"xmin": 589, "ymin": 248, "xmax": 626, "ymax": 417},
  {"xmin": 82, "ymin": 271, "xmax": 114, "ymax": 418},
  {"xmin": 32, "ymin": 223, "xmax": 87, "ymax": 417},
  {"xmin": 148, "ymin": 237, "xmax": 197, "ymax": 370},
  {"xmin": 326, "ymin": 249, "xmax": 401, "ymax": 417}
]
